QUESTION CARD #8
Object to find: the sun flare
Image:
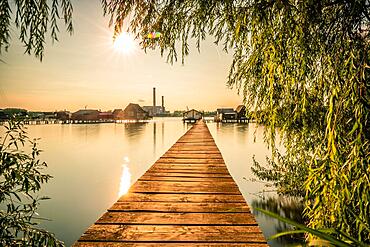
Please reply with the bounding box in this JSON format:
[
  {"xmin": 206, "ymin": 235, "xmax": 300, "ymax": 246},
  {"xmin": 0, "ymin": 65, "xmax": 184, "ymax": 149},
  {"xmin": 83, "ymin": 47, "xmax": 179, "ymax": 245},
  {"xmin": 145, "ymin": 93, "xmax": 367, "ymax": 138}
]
[{"xmin": 113, "ymin": 32, "xmax": 136, "ymax": 54}]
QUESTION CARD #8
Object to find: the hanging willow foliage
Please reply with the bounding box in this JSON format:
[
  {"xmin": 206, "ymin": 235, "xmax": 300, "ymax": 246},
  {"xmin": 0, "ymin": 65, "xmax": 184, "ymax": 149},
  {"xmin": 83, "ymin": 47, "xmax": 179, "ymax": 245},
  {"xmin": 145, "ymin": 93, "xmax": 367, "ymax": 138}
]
[
  {"xmin": 102, "ymin": 0, "xmax": 370, "ymax": 242},
  {"xmin": 0, "ymin": 0, "xmax": 73, "ymax": 61}
]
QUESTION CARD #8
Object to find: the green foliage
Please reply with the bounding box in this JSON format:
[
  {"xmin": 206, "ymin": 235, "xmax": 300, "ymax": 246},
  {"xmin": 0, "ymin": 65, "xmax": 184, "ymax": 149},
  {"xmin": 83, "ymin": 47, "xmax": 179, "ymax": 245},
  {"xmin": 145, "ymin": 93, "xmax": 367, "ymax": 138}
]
[
  {"xmin": 256, "ymin": 208, "xmax": 368, "ymax": 247},
  {"xmin": 101, "ymin": 0, "xmax": 370, "ymax": 243},
  {"xmin": 0, "ymin": 0, "xmax": 73, "ymax": 61},
  {"xmin": 0, "ymin": 120, "xmax": 64, "ymax": 246},
  {"xmin": 251, "ymin": 151, "xmax": 308, "ymax": 197}
]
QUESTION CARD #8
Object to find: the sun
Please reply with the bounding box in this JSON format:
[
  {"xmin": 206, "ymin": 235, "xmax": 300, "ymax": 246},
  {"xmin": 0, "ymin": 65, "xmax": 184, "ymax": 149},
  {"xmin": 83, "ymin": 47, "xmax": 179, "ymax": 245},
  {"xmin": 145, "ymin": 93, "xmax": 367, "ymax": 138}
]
[{"xmin": 113, "ymin": 32, "xmax": 136, "ymax": 54}]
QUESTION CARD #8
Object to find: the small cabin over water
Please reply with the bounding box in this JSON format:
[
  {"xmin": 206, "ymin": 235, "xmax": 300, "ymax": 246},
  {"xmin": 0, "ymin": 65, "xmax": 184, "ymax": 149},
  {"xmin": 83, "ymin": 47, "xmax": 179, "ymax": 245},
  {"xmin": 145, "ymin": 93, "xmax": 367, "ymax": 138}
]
[
  {"xmin": 215, "ymin": 108, "xmax": 237, "ymax": 122},
  {"xmin": 214, "ymin": 105, "xmax": 249, "ymax": 123},
  {"xmin": 235, "ymin": 105, "xmax": 248, "ymax": 122},
  {"xmin": 112, "ymin": 109, "xmax": 125, "ymax": 120},
  {"xmin": 183, "ymin": 109, "xmax": 202, "ymax": 122},
  {"xmin": 123, "ymin": 103, "xmax": 150, "ymax": 120},
  {"xmin": 72, "ymin": 109, "xmax": 100, "ymax": 121},
  {"xmin": 99, "ymin": 111, "xmax": 113, "ymax": 120}
]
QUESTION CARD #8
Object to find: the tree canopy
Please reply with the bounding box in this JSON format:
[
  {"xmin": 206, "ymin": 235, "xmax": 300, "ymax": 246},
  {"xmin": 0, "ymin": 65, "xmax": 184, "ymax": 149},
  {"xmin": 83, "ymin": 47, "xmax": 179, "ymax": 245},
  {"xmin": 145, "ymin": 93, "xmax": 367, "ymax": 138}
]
[
  {"xmin": 0, "ymin": 0, "xmax": 73, "ymax": 61},
  {"xmin": 101, "ymin": 0, "xmax": 369, "ymax": 242}
]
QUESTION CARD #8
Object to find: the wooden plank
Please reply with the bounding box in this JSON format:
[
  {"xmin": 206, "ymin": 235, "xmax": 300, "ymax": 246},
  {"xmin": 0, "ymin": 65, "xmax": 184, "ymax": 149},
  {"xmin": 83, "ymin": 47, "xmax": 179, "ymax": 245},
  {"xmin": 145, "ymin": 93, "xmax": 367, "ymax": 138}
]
[
  {"xmin": 130, "ymin": 181, "xmax": 240, "ymax": 194},
  {"xmin": 168, "ymin": 147, "xmax": 220, "ymax": 151},
  {"xmin": 175, "ymin": 141, "xmax": 216, "ymax": 144},
  {"xmin": 164, "ymin": 150, "xmax": 221, "ymax": 154},
  {"xmin": 97, "ymin": 212, "xmax": 256, "ymax": 225},
  {"xmin": 177, "ymin": 138, "xmax": 215, "ymax": 141},
  {"xmin": 78, "ymin": 225, "xmax": 266, "ymax": 242},
  {"xmin": 151, "ymin": 163, "xmax": 227, "ymax": 168},
  {"xmin": 139, "ymin": 176, "xmax": 234, "ymax": 182},
  {"xmin": 176, "ymin": 139, "xmax": 215, "ymax": 143},
  {"xmin": 172, "ymin": 143, "xmax": 216, "ymax": 146},
  {"xmin": 157, "ymin": 158, "xmax": 225, "ymax": 164},
  {"xmin": 147, "ymin": 168, "xmax": 229, "ymax": 173},
  {"xmin": 150, "ymin": 165, "xmax": 227, "ymax": 170},
  {"xmin": 74, "ymin": 243, "xmax": 269, "ymax": 247},
  {"xmin": 152, "ymin": 163, "xmax": 226, "ymax": 167},
  {"xmin": 108, "ymin": 202, "xmax": 250, "ymax": 212},
  {"xmin": 146, "ymin": 169, "xmax": 230, "ymax": 174},
  {"xmin": 161, "ymin": 153, "xmax": 223, "ymax": 158},
  {"xmin": 139, "ymin": 172, "xmax": 232, "ymax": 178},
  {"xmin": 118, "ymin": 193, "xmax": 246, "ymax": 203}
]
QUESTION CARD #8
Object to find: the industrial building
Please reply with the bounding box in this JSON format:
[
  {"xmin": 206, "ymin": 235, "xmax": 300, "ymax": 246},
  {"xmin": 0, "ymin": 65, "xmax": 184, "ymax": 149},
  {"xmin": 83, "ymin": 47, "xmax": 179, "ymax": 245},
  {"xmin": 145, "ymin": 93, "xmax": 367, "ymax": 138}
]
[{"xmin": 143, "ymin": 87, "xmax": 169, "ymax": 117}]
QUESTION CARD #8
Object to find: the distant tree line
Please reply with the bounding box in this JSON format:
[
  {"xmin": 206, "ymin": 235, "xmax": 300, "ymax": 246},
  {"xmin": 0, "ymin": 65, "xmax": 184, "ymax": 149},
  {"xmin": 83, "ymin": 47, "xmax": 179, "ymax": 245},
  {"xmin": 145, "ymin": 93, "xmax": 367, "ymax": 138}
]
[{"xmin": 0, "ymin": 108, "xmax": 58, "ymax": 120}]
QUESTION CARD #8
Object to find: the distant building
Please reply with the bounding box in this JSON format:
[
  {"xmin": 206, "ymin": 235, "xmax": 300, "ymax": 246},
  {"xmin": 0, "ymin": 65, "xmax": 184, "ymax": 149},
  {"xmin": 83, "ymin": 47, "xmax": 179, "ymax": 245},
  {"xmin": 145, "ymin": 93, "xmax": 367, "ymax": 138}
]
[
  {"xmin": 214, "ymin": 106, "xmax": 249, "ymax": 122},
  {"xmin": 99, "ymin": 111, "xmax": 113, "ymax": 120},
  {"xmin": 43, "ymin": 112, "xmax": 57, "ymax": 119},
  {"xmin": 143, "ymin": 88, "xmax": 167, "ymax": 117},
  {"xmin": 56, "ymin": 111, "xmax": 71, "ymax": 121},
  {"xmin": 123, "ymin": 103, "xmax": 149, "ymax": 120},
  {"xmin": 28, "ymin": 112, "xmax": 44, "ymax": 120},
  {"xmin": 142, "ymin": 106, "xmax": 165, "ymax": 117},
  {"xmin": 112, "ymin": 109, "xmax": 125, "ymax": 120},
  {"xmin": 215, "ymin": 108, "xmax": 237, "ymax": 122},
  {"xmin": 72, "ymin": 109, "xmax": 100, "ymax": 121},
  {"xmin": 183, "ymin": 109, "xmax": 202, "ymax": 122},
  {"xmin": 235, "ymin": 105, "xmax": 247, "ymax": 120}
]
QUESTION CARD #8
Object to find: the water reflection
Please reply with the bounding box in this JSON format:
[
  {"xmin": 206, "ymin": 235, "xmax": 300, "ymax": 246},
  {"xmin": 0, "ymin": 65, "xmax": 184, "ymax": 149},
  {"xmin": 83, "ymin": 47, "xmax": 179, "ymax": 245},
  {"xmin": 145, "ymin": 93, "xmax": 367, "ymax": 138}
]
[
  {"xmin": 235, "ymin": 124, "xmax": 249, "ymax": 144},
  {"xmin": 72, "ymin": 124, "xmax": 101, "ymax": 141},
  {"xmin": 153, "ymin": 122, "xmax": 157, "ymax": 154},
  {"xmin": 13, "ymin": 119, "xmax": 300, "ymax": 246},
  {"xmin": 215, "ymin": 122, "xmax": 235, "ymax": 135},
  {"xmin": 118, "ymin": 157, "xmax": 131, "ymax": 197},
  {"xmin": 252, "ymin": 196, "xmax": 305, "ymax": 246},
  {"xmin": 123, "ymin": 122, "xmax": 147, "ymax": 138},
  {"xmin": 161, "ymin": 121, "xmax": 164, "ymax": 146}
]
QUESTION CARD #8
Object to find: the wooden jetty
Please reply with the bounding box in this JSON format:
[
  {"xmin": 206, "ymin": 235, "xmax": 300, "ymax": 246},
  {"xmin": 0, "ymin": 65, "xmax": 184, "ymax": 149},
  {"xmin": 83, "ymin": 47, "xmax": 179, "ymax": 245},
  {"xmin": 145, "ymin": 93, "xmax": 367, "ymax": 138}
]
[{"xmin": 73, "ymin": 120, "xmax": 268, "ymax": 246}]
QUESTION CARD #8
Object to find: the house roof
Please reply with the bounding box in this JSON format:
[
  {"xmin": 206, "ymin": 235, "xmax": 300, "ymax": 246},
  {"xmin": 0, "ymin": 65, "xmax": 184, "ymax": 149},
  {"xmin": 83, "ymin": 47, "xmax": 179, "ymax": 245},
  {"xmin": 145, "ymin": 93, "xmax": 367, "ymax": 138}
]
[
  {"xmin": 73, "ymin": 109, "xmax": 100, "ymax": 115},
  {"xmin": 235, "ymin": 105, "xmax": 246, "ymax": 113},
  {"xmin": 112, "ymin": 109, "xmax": 123, "ymax": 114},
  {"xmin": 184, "ymin": 109, "xmax": 201, "ymax": 114},
  {"xmin": 123, "ymin": 103, "xmax": 147, "ymax": 113},
  {"xmin": 217, "ymin": 108, "xmax": 235, "ymax": 114}
]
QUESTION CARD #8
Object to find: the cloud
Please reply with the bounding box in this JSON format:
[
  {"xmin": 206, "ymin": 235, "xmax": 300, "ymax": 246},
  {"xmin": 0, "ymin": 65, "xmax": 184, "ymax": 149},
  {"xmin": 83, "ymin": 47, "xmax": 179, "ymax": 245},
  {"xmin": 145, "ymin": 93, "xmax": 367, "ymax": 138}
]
[{"xmin": 137, "ymin": 99, "xmax": 145, "ymax": 103}]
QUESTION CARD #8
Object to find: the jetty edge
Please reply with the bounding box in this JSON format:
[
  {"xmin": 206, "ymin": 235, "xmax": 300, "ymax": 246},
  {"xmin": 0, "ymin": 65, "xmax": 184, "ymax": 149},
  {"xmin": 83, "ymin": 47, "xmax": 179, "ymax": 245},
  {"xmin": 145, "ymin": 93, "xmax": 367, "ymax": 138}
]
[{"xmin": 73, "ymin": 120, "xmax": 268, "ymax": 246}]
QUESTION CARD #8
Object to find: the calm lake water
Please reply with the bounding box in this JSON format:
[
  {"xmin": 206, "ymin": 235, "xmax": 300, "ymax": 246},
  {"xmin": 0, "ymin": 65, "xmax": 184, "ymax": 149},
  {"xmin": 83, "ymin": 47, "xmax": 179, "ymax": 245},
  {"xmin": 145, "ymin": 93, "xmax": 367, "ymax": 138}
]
[{"xmin": 1, "ymin": 117, "xmax": 303, "ymax": 246}]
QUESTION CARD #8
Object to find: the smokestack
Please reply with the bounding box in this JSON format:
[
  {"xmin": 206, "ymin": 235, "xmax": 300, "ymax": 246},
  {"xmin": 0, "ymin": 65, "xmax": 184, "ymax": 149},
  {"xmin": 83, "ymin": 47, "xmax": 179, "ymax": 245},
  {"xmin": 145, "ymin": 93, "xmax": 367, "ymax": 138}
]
[
  {"xmin": 161, "ymin": 96, "xmax": 165, "ymax": 112},
  {"xmin": 153, "ymin": 87, "xmax": 156, "ymax": 116}
]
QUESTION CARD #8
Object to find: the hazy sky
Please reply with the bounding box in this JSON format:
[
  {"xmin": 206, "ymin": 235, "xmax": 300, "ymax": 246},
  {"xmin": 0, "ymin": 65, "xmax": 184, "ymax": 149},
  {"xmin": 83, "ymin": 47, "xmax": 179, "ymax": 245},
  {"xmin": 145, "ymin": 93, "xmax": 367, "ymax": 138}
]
[{"xmin": 0, "ymin": 0, "xmax": 242, "ymax": 112}]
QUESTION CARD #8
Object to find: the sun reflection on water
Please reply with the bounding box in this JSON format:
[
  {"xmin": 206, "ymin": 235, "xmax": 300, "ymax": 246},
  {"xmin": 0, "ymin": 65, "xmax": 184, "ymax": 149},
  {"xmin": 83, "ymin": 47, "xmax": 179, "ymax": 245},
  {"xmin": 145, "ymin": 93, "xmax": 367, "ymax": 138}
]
[{"xmin": 118, "ymin": 157, "xmax": 131, "ymax": 197}]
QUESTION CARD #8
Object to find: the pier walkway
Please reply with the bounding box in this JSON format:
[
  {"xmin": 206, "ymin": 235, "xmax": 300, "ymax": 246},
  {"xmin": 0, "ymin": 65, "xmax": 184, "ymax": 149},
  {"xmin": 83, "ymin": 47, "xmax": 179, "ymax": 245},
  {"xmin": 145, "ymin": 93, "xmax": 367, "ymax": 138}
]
[{"xmin": 74, "ymin": 120, "xmax": 268, "ymax": 246}]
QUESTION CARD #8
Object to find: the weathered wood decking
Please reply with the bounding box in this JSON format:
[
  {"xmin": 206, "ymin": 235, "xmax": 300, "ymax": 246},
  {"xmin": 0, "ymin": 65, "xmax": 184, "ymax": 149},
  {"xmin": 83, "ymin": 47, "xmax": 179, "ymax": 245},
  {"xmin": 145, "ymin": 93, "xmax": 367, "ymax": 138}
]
[{"xmin": 73, "ymin": 120, "xmax": 268, "ymax": 246}]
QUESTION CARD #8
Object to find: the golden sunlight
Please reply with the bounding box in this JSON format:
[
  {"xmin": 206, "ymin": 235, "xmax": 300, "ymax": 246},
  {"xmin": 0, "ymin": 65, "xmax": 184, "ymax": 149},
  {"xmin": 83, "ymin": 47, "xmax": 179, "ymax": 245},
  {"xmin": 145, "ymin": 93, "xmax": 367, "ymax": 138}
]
[
  {"xmin": 113, "ymin": 32, "xmax": 136, "ymax": 54},
  {"xmin": 118, "ymin": 157, "xmax": 131, "ymax": 197}
]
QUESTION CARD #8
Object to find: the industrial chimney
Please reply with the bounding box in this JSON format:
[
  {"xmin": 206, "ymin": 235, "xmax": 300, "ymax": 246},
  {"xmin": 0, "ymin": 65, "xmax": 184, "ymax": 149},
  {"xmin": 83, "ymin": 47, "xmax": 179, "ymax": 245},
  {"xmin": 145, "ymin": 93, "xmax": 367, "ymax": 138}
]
[
  {"xmin": 153, "ymin": 87, "xmax": 156, "ymax": 116},
  {"xmin": 161, "ymin": 96, "xmax": 165, "ymax": 113}
]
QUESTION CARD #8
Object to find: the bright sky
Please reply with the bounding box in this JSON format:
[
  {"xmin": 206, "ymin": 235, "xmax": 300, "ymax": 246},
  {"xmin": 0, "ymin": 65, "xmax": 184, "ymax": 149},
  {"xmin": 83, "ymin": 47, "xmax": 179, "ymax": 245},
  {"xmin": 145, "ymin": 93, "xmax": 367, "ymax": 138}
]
[{"xmin": 0, "ymin": 0, "xmax": 242, "ymax": 112}]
